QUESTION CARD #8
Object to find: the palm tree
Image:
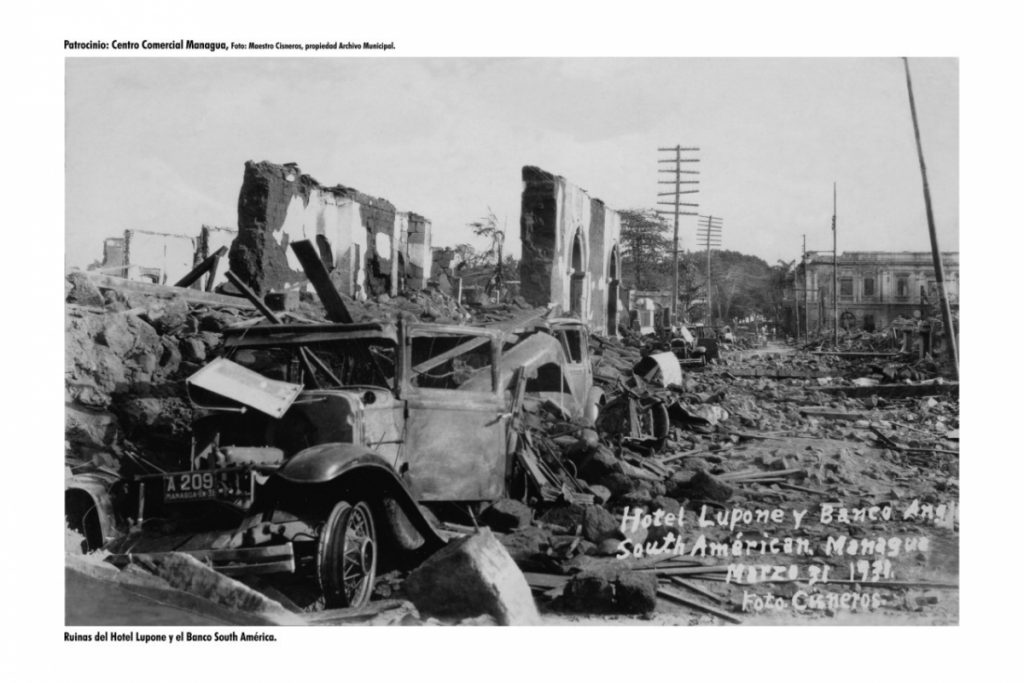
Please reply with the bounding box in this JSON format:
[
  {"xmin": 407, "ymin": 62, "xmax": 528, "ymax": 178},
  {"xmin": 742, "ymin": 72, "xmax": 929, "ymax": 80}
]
[{"xmin": 468, "ymin": 208, "xmax": 505, "ymax": 293}]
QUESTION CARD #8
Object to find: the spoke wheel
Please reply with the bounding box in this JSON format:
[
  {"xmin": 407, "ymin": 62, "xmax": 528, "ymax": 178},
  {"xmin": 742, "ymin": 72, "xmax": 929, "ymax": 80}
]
[{"xmin": 317, "ymin": 501, "xmax": 377, "ymax": 608}]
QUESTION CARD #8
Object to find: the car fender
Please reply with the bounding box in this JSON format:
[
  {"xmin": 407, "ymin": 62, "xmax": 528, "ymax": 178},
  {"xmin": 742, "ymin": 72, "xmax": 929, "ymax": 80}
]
[
  {"xmin": 275, "ymin": 442, "xmax": 444, "ymax": 552},
  {"xmin": 65, "ymin": 471, "xmax": 125, "ymax": 550},
  {"xmin": 276, "ymin": 442, "xmax": 392, "ymax": 484},
  {"xmin": 584, "ymin": 386, "xmax": 606, "ymax": 426}
]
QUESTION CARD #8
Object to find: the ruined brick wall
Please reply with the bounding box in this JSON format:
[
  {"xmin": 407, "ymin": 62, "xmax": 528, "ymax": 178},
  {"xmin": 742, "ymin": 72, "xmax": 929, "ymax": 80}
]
[
  {"xmin": 588, "ymin": 198, "xmax": 623, "ymax": 335},
  {"xmin": 431, "ymin": 247, "xmax": 457, "ymax": 295},
  {"xmin": 519, "ymin": 165, "xmax": 621, "ymax": 334},
  {"xmin": 101, "ymin": 238, "xmax": 125, "ymax": 273},
  {"xmin": 520, "ymin": 166, "xmax": 559, "ymax": 308},
  {"xmin": 406, "ymin": 213, "xmax": 432, "ymax": 291},
  {"xmin": 229, "ymin": 161, "xmax": 429, "ymax": 298}
]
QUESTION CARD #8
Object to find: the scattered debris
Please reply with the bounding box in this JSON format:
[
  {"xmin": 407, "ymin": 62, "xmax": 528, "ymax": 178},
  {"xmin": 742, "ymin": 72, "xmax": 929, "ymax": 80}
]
[{"xmin": 65, "ymin": 265, "xmax": 958, "ymax": 625}]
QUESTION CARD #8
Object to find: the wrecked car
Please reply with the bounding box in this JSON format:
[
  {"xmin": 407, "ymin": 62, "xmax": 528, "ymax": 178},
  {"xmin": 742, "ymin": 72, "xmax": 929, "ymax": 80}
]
[
  {"xmin": 99, "ymin": 317, "xmax": 600, "ymax": 608},
  {"xmin": 486, "ymin": 317, "xmax": 605, "ymax": 424}
]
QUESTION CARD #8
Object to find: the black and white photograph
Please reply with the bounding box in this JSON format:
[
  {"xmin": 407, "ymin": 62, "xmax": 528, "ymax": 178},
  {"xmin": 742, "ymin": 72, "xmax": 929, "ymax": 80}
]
[{"xmin": 61, "ymin": 54, "xmax": 960, "ymax": 628}]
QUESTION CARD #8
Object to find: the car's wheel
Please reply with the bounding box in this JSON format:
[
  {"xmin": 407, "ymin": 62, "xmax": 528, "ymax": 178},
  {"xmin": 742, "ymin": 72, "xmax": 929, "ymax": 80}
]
[{"xmin": 317, "ymin": 501, "xmax": 377, "ymax": 608}]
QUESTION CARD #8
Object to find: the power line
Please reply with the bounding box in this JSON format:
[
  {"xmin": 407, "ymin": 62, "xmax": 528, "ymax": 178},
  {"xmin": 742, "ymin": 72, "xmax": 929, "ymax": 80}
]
[
  {"xmin": 657, "ymin": 146, "xmax": 700, "ymax": 319},
  {"xmin": 697, "ymin": 214, "xmax": 722, "ymax": 324}
]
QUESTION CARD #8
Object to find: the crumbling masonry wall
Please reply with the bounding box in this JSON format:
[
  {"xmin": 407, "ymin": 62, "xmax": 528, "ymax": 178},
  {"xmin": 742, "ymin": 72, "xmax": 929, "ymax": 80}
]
[
  {"xmin": 406, "ymin": 213, "xmax": 432, "ymax": 291},
  {"xmin": 229, "ymin": 161, "xmax": 432, "ymax": 297},
  {"xmin": 520, "ymin": 166, "xmax": 621, "ymax": 334}
]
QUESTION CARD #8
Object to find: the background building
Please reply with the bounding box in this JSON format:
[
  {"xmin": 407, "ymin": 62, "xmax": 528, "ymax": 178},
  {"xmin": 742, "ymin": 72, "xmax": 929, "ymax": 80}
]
[
  {"xmin": 788, "ymin": 251, "xmax": 959, "ymax": 333},
  {"xmin": 519, "ymin": 166, "xmax": 622, "ymax": 335}
]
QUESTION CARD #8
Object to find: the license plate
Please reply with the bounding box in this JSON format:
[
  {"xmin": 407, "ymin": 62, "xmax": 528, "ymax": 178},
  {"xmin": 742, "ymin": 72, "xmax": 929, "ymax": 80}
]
[{"xmin": 163, "ymin": 470, "xmax": 252, "ymax": 503}]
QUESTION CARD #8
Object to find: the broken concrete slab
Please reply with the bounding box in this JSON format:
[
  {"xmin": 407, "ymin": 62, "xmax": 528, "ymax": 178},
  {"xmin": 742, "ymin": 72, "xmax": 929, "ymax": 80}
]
[
  {"xmin": 404, "ymin": 528, "xmax": 541, "ymax": 625},
  {"xmin": 65, "ymin": 554, "xmax": 295, "ymax": 626},
  {"xmin": 121, "ymin": 552, "xmax": 304, "ymax": 625}
]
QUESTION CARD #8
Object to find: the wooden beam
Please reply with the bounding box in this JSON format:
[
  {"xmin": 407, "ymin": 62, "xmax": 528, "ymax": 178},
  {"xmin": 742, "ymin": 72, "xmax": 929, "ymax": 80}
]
[
  {"xmin": 224, "ymin": 270, "xmax": 326, "ymax": 388},
  {"xmin": 411, "ymin": 335, "xmax": 492, "ymax": 376},
  {"xmin": 813, "ymin": 383, "xmax": 958, "ymax": 399},
  {"xmin": 656, "ymin": 586, "xmax": 742, "ymax": 624},
  {"xmin": 86, "ymin": 272, "xmax": 255, "ymax": 310},
  {"xmin": 174, "ymin": 246, "xmax": 228, "ymax": 289},
  {"xmin": 809, "ymin": 351, "xmax": 901, "ymax": 358},
  {"xmin": 289, "ymin": 240, "xmax": 353, "ymax": 323},
  {"xmin": 798, "ymin": 407, "xmax": 869, "ymax": 422}
]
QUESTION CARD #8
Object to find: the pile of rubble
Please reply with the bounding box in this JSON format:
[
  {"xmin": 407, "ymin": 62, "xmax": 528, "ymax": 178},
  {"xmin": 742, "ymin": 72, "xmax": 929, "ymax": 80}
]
[
  {"xmin": 66, "ymin": 271, "xmax": 253, "ymax": 475},
  {"xmin": 64, "ymin": 268, "xmax": 513, "ymax": 477},
  {"xmin": 65, "ymin": 268, "xmax": 959, "ymax": 626}
]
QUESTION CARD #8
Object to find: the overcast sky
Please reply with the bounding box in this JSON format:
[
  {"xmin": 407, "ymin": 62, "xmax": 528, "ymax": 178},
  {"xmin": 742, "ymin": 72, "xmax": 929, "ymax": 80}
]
[{"xmin": 65, "ymin": 57, "xmax": 957, "ymax": 268}]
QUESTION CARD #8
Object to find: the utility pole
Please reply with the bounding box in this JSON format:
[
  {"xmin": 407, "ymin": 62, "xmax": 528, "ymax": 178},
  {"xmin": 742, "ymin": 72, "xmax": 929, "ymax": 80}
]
[
  {"xmin": 902, "ymin": 57, "xmax": 958, "ymax": 378},
  {"xmin": 696, "ymin": 215, "xmax": 722, "ymax": 324},
  {"xmin": 657, "ymin": 146, "xmax": 700, "ymax": 321},
  {"xmin": 832, "ymin": 182, "xmax": 838, "ymax": 347},
  {"xmin": 791, "ymin": 271, "xmax": 799, "ymax": 341},
  {"xmin": 802, "ymin": 234, "xmax": 808, "ymax": 343}
]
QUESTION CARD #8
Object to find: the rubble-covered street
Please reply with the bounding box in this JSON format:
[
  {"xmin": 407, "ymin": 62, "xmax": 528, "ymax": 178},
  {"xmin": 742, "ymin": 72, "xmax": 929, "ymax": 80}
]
[{"xmin": 65, "ymin": 270, "xmax": 958, "ymax": 626}]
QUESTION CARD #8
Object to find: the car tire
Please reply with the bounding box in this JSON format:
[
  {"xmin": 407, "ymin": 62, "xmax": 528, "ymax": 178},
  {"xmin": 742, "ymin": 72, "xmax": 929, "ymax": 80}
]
[{"xmin": 317, "ymin": 500, "xmax": 377, "ymax": 608}]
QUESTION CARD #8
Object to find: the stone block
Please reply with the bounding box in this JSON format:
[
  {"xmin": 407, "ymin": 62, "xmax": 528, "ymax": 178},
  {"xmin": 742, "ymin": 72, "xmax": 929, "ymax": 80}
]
[{"xmin": 405, "ymin": 529, "xmax": 541, "ymax": 625}]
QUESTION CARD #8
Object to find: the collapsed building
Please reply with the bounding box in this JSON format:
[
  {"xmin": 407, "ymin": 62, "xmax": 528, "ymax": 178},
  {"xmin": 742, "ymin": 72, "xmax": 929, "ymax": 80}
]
[
  {"xmin": 789, "ymin": 251, "xmax": 960, "ymax": 333},
  {"xmin": 96, "ymin": 225, "xmax": 238, "ymax": 289},
  {"xmin": 519, "ymin": 166, "xmax": 623, "ymax": 336},
  {"xmin": 67, "ymin": 165, "xmax": 961, "ymax": 627},
  {"xmin": 99, "ymin": 230, "xmax": 198, "ymax": 285},
  {"xmin": 228, "ymin": 161, "xmax": 432, "ymax": 298}
]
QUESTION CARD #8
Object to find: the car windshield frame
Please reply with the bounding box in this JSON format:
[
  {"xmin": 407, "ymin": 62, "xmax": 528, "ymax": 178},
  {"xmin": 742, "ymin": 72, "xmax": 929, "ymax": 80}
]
[{"xmin": 222, "ymin": 323, "xmax": 399, "ymax": 391}]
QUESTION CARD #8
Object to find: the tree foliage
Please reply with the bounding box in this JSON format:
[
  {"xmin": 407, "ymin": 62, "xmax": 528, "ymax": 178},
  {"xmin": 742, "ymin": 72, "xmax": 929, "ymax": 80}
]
[
  {"xmin": 619, "ymin": 209, "xmax": 671, "ymax": 290},
  {"xmin": 468, "ymin": 207, "xmax": 506, "ymax": 280},
  {"xmin": 618, "ymin": 208, "xmax": 789, "ymax": 324}
]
